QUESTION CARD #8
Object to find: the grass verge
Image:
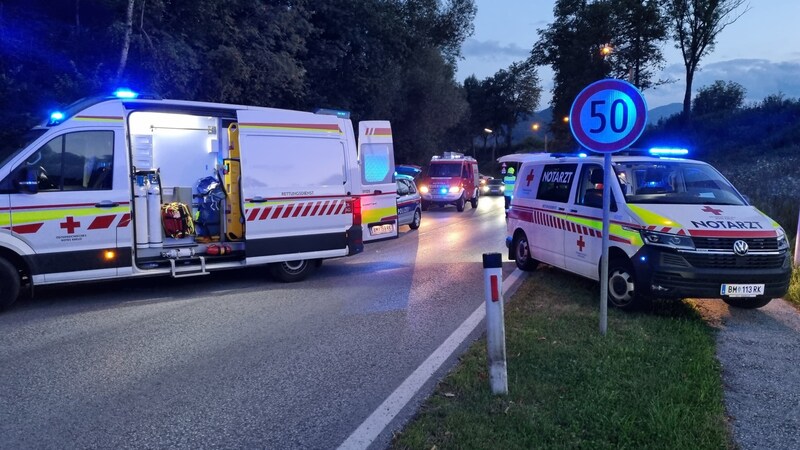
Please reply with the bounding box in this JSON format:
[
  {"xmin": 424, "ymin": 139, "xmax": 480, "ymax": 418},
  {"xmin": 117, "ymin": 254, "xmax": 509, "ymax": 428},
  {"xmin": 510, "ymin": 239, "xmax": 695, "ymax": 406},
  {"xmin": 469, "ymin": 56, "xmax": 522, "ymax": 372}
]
[
  {"xmin": 786, "ymin": 265, "xmax": 800, "ymax": 307},
  {"xmin": 392, "ymin": 267, "xmax": 730, "ymax": 450}
]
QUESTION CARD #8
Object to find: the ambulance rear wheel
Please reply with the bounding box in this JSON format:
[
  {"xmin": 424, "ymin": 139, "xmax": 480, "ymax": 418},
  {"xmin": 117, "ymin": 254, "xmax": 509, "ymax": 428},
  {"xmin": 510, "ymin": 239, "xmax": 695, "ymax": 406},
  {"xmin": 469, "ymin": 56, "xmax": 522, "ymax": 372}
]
[
  {"xmin": 270, "ymin": 259, "xmax": 316, "ymax": 283},
  {"xmin": 513, "ymin": 232, "xmax": 538, "ymax": 272},
  {"xmin": 722, "ymin": 296, "xmax": 772, "ymax": 309},
  {"xmin": 456, "ymin": 195, "xmax": 465, "ymax": 212},
  {"xmin": 0, "ymin": 257, "xmax": 21, "ymax": 310},
  {"xmin": 607, "ymin": 258, "xmax": 640, "ymax": 310},
  {"xmin": 409, "ymin": 209, "xmax": 421, "ymax": 230}
]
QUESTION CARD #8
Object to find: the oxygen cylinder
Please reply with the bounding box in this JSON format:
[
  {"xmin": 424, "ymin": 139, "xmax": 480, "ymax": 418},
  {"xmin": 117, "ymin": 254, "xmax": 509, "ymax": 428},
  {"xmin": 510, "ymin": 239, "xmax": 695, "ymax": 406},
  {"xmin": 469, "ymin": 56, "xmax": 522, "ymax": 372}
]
[
  {"xmin": 147, "ymin": 172, "xmax": 163, "ymax": 248},
  {"xmin": 134, "ymin": 175, "xmax": 149, "ymax": 249}
]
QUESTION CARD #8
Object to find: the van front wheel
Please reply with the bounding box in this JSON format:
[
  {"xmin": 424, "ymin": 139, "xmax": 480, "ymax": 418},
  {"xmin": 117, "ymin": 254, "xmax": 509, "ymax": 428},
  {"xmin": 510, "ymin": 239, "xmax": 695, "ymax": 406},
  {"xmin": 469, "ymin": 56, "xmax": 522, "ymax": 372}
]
[
  {"xmin": 0, "ymin": 257, "xmax": 21, "ymax": 310},
  {"xmin": 607, "ymin": 258, "xmax": 642, "ymax": 311},
  {"xmin": 456, "ymin": 195, "xmax": 465, "ymax": 212},
  {"xmin": 513, "ymin": 232, "xmax": 538, "ymax": 272},
  {"xmin": 270, "ymin": 259, "xmax": 316, "ymax": 282}
]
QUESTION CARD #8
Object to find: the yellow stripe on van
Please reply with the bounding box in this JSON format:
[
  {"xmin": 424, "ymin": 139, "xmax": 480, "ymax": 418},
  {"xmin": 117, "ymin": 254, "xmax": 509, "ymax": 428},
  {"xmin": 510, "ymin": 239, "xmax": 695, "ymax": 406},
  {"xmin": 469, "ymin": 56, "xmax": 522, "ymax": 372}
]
[
  {"xmin": 363, "ymin": 206, "xmax": 397, "ymax": 223},
  {"xmin": 567, "ymin": 214, "xmax": 642, "ymax": 246},
  {"xmin": 10, "ymin": 206, "xmax": 128, "ymax": 224},
  {"xmin": 627, "ymin": 205, "xmax": 682, "ymax": 228}
]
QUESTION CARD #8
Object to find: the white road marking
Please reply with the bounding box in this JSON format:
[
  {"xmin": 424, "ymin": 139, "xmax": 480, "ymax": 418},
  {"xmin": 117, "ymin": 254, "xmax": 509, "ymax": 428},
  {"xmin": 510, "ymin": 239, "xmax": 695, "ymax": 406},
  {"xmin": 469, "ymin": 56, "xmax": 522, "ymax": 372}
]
[{"xmin": 338, "ymin": 269, "xmax": 527, "ymax": 450}]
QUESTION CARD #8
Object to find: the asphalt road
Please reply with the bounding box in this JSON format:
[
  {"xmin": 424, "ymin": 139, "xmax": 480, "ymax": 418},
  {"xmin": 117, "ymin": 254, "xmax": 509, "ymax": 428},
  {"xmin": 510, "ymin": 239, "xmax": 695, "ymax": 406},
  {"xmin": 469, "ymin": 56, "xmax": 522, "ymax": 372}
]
[{"xmin": 0, "ymin": 194, "xmax": 513, "ymax": 449}]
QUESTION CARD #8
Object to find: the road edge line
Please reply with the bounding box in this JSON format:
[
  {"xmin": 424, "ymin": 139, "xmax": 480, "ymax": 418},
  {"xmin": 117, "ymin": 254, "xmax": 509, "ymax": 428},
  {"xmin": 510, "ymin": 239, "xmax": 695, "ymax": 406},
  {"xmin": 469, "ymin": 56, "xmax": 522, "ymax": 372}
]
[{"xmin": 337, "ymin": 268, "xmax": 528, "ymax": 450}]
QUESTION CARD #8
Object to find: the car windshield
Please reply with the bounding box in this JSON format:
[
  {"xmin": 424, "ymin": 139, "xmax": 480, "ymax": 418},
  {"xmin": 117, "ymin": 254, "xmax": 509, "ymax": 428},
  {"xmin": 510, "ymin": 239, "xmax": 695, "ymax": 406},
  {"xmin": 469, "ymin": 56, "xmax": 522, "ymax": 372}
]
[
  {"xmin": 0, "ymin": 129, "xmax": 47, "ymax": 167},
  {"xmin": 615, "ymin": 160, "xmax": 746, "ymax": 206},
  {"xmin": 488, "ymin": 179, "xmax": 503, "ymax": 185},
  {"xmin": 427, "ymin": 163, "xmax": 462, "ymax": 177}
]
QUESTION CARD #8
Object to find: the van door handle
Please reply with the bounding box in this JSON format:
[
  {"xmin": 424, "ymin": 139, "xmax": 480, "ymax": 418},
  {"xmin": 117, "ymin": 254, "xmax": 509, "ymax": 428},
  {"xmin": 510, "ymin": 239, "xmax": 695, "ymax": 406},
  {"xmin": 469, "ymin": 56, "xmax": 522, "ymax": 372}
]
[
  {"xmin": 95, "ymin": 201, "xmax": 119, "ymax": 208},
  {"xmin": 569, "ymin": 209, "xmax": 578, "ymax": 213},
  {"xmin": 557, "ymin": 207, "xmax": 565, "ymax": 211},
  {"xmin": 251, "ymin": 196, "xmax": 268, "ymax": 203},
  {"xmin": 373, "ymin": 190, "xmax": 382, "ymax": 194}
]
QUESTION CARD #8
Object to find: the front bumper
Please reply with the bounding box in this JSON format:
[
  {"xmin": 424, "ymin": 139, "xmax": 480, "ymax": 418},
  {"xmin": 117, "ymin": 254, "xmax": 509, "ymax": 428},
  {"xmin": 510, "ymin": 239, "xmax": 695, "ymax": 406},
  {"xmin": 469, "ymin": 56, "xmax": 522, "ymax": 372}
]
[
  {"xmin": 421, "ymin": 190, "xmax": 463, "ymax": 203},
  {"xmin": 632, "ymin": 246, "xmax": 792, "ymax": 299}
]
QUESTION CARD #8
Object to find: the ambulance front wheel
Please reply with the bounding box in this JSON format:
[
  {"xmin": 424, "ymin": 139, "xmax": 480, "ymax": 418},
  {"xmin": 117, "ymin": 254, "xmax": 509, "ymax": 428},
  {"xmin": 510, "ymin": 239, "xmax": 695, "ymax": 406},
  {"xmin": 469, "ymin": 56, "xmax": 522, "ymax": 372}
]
[
  {"xmin": 0, "ymin": 257, "xmax": 21, "ymax": 310},
  {"xmin": 607, "ymin": 258, "xmax": 642, "ymax": 311},
  {"xmin": 456, "ymin": 195, "xmax": 465, "ymax": 212},
  {"xmin": 513, "ymin": 232, "xmax": 538, "ymax": 272},
  {"xmin": 469, "ymin": 191, "xmax": 478, "ymax": 209},
  {"xmin": 722, "ymin": 296, "xmax": 772, "ymax": 309},
  {"xmin": 270, "ymin": 259, "xmax": 317, "ymax": 283}
]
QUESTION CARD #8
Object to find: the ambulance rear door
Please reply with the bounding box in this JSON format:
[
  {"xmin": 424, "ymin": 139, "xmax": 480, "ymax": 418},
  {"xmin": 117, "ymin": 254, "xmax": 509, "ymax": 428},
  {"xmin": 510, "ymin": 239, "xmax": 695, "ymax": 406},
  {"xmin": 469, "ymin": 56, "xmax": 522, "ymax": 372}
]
[
  {"xmin": 236, "ymin": 109, "xmax": 353, "ymax": 260},
  {"xmin": 358, "ymin": 121, "xmax": 398, "ymax": 242}
]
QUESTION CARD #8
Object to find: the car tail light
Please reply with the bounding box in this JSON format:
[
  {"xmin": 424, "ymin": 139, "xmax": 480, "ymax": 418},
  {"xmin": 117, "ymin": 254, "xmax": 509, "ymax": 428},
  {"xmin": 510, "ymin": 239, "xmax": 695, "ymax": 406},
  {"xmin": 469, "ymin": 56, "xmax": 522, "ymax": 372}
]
[{"xmin": 352, "ymin": 197, "xmax": 362, "ymax": 226}]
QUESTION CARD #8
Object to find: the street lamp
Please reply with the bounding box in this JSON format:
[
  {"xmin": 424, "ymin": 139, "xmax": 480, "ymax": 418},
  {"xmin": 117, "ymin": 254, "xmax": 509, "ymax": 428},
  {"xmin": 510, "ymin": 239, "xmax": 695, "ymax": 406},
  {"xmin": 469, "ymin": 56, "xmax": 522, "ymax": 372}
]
[
  {"xmin": 531, "ymin": 122, "xmax": 547, "ymax": 151},
  {"xmin": 601, "ymin": 43, "xmax": 612, "ymax": 57}
]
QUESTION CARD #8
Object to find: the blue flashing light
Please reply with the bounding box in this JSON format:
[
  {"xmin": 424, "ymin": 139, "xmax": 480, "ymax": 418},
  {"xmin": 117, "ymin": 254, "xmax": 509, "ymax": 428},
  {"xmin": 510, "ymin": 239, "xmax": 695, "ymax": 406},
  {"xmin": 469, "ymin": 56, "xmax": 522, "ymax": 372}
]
[
  {"xmin": 49, "ymin": 111, "xmax": 65, "ymax": 122},
  {"xmin": 113, "ymin": 88, "xmax": 139, "ymax": 99},
  {"xmin": 314, "ymin": 108, "xmax": 351, "ymax": 119},
  {"xmin": 649, "ymin": 147, "xmax": 689, "ymax": 156},
  {"xmin": 439, "ymin": 188, "xmax": 448, "ymax": 194},
  {"xmin": 578, "ymin": 153, "xmax": 588, "ymax": 158},
  {"xmin": 640, "ymin": 255, "xmax": 647, "ymax": 262}
]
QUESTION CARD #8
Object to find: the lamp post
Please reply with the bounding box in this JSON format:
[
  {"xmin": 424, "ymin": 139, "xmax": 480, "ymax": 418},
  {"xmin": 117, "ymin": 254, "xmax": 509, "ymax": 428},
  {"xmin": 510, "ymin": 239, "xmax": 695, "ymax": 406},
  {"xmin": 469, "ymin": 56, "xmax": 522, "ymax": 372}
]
[{"xmin": 484, "ymin": 128, "xmax": 496, "ymax": 164}]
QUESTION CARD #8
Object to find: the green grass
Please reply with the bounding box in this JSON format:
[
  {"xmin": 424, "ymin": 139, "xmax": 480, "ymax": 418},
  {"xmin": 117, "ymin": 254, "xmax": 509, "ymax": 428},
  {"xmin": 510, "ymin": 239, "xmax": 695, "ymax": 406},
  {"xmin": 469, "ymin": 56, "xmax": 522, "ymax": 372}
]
[
  {"xmin": 392, "ymin": 268, "xmax": 731, "ymax": 450},
  {"xmin": 787, "ymin": 265, "xmax": 800, "ymax": 307}
]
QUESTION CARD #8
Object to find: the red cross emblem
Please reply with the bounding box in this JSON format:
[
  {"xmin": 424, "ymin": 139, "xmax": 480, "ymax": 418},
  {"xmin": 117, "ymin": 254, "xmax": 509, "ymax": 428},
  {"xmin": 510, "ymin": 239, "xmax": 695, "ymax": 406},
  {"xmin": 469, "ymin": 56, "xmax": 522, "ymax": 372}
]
[
  {"xmin": 576, "ymin": 235, "xmax": 586, "ymax": 252},
  {"xmin": 701, "ymin": 205, "xmax": 723, "ymax": 215},
  {"xmin": 526, "ymin": 169, "xmax": 535, "ymax": 186},
  {"xmin": 60, "ymin": 216, "xmax": 81, "ymax": 234}
]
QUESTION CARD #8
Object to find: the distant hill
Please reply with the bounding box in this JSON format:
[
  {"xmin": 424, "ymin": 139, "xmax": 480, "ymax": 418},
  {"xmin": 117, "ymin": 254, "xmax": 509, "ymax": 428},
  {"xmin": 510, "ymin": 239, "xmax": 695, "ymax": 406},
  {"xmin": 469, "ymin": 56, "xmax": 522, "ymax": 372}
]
[
  {"xmin": 647, "ymin": 103, "xmax": 682, "ymax": 125},
  {"xmin": 510, "ymin": 103, "xmax": 682, "ymax": 143}
]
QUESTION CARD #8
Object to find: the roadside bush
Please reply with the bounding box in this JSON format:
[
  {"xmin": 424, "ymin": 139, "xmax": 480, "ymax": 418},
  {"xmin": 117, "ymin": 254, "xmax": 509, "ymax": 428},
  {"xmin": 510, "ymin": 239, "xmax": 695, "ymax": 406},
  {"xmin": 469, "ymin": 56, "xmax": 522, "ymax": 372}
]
[{"xmin": 787, "ymin": 265, "xmax": 800, "ymax": 306}]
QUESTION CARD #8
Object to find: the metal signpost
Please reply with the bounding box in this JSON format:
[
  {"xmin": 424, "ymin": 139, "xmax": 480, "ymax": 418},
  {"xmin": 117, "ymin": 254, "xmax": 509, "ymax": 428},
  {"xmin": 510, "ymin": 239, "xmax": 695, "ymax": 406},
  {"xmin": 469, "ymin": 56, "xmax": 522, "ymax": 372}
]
[{"xmin": 569, "ymin": 79, "xmax": 647, "ymax": 335}]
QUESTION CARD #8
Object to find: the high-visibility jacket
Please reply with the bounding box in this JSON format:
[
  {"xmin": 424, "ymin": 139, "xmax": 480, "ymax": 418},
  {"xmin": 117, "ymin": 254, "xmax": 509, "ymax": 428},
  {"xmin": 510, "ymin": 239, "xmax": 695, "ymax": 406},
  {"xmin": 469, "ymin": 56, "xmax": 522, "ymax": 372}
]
[{"xmin": 503, "ymin": 174, "xmax": 516, "ymax": 197}]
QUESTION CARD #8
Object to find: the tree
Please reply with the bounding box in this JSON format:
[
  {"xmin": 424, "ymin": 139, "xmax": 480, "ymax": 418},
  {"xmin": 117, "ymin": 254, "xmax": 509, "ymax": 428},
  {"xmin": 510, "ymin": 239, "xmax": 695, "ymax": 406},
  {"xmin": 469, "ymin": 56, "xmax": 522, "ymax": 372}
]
[
  {"xmin": 666, "ymin": 0, "xmax": 748, "ymax": 118},
  {"xmin": 692, "ymin": 80, "xmax": 745, "ymax": 116},
  {"xmin": 607, "ymin": 0, "xmax": 669, "ymax": 89}
]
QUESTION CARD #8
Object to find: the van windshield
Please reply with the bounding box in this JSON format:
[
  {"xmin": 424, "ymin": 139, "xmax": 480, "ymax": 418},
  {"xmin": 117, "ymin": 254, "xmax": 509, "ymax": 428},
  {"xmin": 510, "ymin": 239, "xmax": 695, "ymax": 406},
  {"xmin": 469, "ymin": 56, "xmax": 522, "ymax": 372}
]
[
  {"xmin": 615, "ymin": 161, "xmax": 746, "ymax": 206},
  {"xmin": 427, "ymin": 163, "xmax": 463, "ymax": 178},
  {"xmin": 0, "ymin": 129, "xmax": 47, "ymax": 168}
]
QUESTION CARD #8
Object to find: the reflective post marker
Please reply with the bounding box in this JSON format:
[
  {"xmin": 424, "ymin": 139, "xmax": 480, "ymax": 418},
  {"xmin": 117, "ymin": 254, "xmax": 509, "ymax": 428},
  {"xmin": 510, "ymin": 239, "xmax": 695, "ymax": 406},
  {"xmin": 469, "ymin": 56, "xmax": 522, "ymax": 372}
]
[{"xmin": 483, "ymin": 253, "xmax": 508, "ymax": 395}]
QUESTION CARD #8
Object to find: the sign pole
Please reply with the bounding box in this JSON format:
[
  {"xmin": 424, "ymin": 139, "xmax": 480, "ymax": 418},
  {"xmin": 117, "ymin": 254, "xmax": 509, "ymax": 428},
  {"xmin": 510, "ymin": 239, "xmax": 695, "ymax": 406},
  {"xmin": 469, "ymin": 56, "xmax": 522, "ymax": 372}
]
[{"xmin": 599, "ymin": 153, "xmax": 611, "ymax": 335}]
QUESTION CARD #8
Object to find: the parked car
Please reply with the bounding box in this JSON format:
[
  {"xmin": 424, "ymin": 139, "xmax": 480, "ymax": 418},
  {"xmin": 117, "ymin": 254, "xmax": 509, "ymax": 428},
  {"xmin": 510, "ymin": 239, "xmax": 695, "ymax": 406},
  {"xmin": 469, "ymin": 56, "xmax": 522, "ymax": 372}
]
[
  {"xmin": 483, "ymin": 178, "xmax": 505, "ymax": 196},
  {"xmin": 397, "ymin": 174, "xmax": 422, "ymax": 230}
]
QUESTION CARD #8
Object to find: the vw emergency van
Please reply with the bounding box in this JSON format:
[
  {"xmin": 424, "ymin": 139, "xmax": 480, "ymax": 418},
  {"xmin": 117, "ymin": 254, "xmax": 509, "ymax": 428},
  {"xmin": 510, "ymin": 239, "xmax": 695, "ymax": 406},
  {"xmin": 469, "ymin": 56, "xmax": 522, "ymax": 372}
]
[
  {"xmin": 0, "ymin": 90, "xmax": 397, "ymax": 310},
  {"xmin": 505, "ymin": 151, "xmax": 792, "ymax": 310}
]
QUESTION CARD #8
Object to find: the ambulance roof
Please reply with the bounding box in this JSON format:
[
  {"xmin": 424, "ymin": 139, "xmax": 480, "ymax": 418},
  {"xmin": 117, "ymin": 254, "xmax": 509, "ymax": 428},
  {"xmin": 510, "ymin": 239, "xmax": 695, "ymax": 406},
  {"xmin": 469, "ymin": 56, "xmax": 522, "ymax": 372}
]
[{"xmin": 499, "ymin": 152, "xmax": 706, "ymax": 166}]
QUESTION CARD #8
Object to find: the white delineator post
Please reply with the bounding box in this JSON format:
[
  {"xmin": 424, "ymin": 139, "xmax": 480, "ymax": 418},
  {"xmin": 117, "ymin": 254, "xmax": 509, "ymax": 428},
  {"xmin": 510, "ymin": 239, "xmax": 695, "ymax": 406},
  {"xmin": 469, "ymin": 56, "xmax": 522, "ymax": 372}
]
[{"xmin": 483, "ymin": 253, "xmax": 508, "ymax": 395}]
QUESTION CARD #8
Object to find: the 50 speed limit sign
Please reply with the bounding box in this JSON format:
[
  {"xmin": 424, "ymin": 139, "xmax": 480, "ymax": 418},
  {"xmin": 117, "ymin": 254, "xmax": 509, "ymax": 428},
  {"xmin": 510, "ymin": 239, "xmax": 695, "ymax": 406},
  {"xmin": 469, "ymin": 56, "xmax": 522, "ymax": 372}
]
[{"xmin": 569, "ymin": 79, "xmax": 648, "ymax": 153}]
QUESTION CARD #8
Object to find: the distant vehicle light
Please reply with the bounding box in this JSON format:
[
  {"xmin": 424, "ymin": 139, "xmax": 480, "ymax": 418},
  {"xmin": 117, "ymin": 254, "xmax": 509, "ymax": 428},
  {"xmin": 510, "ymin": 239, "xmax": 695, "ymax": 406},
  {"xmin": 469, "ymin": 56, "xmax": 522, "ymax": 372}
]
[
  {"xmin": 419, "ymin": 185, "xmax": 429, "ymax": 194},
  {"xmin": 649, "ymin": 147, "xmax": 689, "ymax": 156},
  {"xmin": 113, "ymin": 88, "xmax": 139, "ymax": 99}
]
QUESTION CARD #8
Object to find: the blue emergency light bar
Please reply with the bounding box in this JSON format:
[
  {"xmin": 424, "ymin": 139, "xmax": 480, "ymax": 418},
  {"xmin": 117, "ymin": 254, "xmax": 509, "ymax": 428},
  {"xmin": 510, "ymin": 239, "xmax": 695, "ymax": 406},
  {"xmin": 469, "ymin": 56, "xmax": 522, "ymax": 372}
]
[
  {"xmin": 113, "ymin": 88, "xmax": 139, "ymax": 99},
  {"xmin": 649, "ymin": 147, "xmax": 689, "ymax": 156},
  {"xmin": 49, "ymin": 111, "xmax": 65, "ymax": 122},
  {"xmin": 314, "ymin": 108, "xmax": 351, "ymax": 119}
]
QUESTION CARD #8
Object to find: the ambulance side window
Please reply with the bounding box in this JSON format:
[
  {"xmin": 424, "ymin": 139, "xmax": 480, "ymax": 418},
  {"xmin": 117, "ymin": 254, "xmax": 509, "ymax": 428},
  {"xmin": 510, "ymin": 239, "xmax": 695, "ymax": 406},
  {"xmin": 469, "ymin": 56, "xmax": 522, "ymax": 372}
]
[
  {"xmin": 8, "ymin": 130, "xmax": 114, "ymax": 193},
  {"xmin": 536, "ymin": 164, "xmax": 577, "ymax": 203},
  {"xmin": 575, "ymin": 165, "xmax": 617, "ymax": 211}
]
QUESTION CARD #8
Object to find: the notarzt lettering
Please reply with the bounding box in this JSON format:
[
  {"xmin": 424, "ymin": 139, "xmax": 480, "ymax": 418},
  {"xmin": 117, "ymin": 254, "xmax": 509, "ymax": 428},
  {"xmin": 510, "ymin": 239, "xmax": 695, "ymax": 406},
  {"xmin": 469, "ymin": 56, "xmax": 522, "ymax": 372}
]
[
  {"xmin": 690, "ymin": 220, "xmax": 763, "ymax": 230},
  {"xmin": 541, "ymin": 170, "xmax": 574, "ymax": 184}
]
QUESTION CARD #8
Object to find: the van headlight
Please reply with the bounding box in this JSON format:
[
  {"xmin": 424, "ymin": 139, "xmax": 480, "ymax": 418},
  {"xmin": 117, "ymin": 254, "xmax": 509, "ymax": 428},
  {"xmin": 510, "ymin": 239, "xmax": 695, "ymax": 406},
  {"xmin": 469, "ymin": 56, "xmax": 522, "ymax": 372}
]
[
  {"xmin": 640, "ymin": 229, "xmax": 695, "ymax": 251},
  {"xmin": 419, "ymin": 185, "xmax": 429, "ymax": 194},
  {"xmin": 448, "ymin": 186, "xmax": 461, "ymax": 194},
  {"xmin": 777, "ymin": 228, "xmax": 790, "ymax": 251}
]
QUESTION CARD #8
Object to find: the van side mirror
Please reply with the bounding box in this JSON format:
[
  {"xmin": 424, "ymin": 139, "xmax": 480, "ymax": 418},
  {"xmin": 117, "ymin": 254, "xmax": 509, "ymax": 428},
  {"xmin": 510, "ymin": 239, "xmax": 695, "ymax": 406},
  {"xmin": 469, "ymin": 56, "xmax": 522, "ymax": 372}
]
[{"xmin": 14, "ymin": 166, "xmax": 40, "ymax": 194}]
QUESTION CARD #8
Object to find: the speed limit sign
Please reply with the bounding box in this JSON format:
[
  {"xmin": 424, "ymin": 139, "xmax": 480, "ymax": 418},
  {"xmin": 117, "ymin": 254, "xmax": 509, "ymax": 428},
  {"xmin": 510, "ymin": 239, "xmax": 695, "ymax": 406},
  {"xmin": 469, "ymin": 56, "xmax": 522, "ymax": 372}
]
[{"xmin": 569, "ymin": 79, "xmax": 647, "ymax": 153}]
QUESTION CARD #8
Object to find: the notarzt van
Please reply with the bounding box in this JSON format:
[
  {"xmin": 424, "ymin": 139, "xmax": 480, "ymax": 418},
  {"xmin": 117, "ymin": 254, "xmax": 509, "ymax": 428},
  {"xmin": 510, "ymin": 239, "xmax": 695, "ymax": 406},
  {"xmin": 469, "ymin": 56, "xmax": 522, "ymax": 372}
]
[
  {"xmin": 505, "ymin": 151, "xmax": 792, "ymax": 310},
  {"xmin": 0, "ymin": 90, "xmax": 397, "ymax": 310}
]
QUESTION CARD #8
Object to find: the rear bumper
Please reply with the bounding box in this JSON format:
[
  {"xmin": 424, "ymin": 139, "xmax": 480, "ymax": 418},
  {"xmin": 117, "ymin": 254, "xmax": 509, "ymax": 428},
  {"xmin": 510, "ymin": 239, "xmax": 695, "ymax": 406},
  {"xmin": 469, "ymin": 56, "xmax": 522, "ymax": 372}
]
[{"xmin": 632, "ymin": 246, "xmax": 792, "ymax": 299}]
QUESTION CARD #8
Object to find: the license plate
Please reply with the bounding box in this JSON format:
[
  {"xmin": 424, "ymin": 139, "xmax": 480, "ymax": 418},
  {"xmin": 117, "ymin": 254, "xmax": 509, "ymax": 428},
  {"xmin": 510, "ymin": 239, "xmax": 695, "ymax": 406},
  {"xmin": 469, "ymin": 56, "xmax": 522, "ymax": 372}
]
[
  {"xmin": 370, "ymin": 224, "xmax": 394, "ymax": 236},
  {"xmin": 720, "ymin": 283, "xmax": 765, "ymax": 297}
]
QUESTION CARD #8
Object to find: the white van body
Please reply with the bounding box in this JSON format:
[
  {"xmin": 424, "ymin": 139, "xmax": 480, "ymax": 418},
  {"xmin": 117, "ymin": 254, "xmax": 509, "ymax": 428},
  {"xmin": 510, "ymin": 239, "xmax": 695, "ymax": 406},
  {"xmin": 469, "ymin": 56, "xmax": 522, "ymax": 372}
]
[
  {"xmin": 505, "ymin": 152, "xmax": 792, "ymax": 310},
  {"xmin": 0, "ymin": 93, "xmax": 396, "ymax": 309}
]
